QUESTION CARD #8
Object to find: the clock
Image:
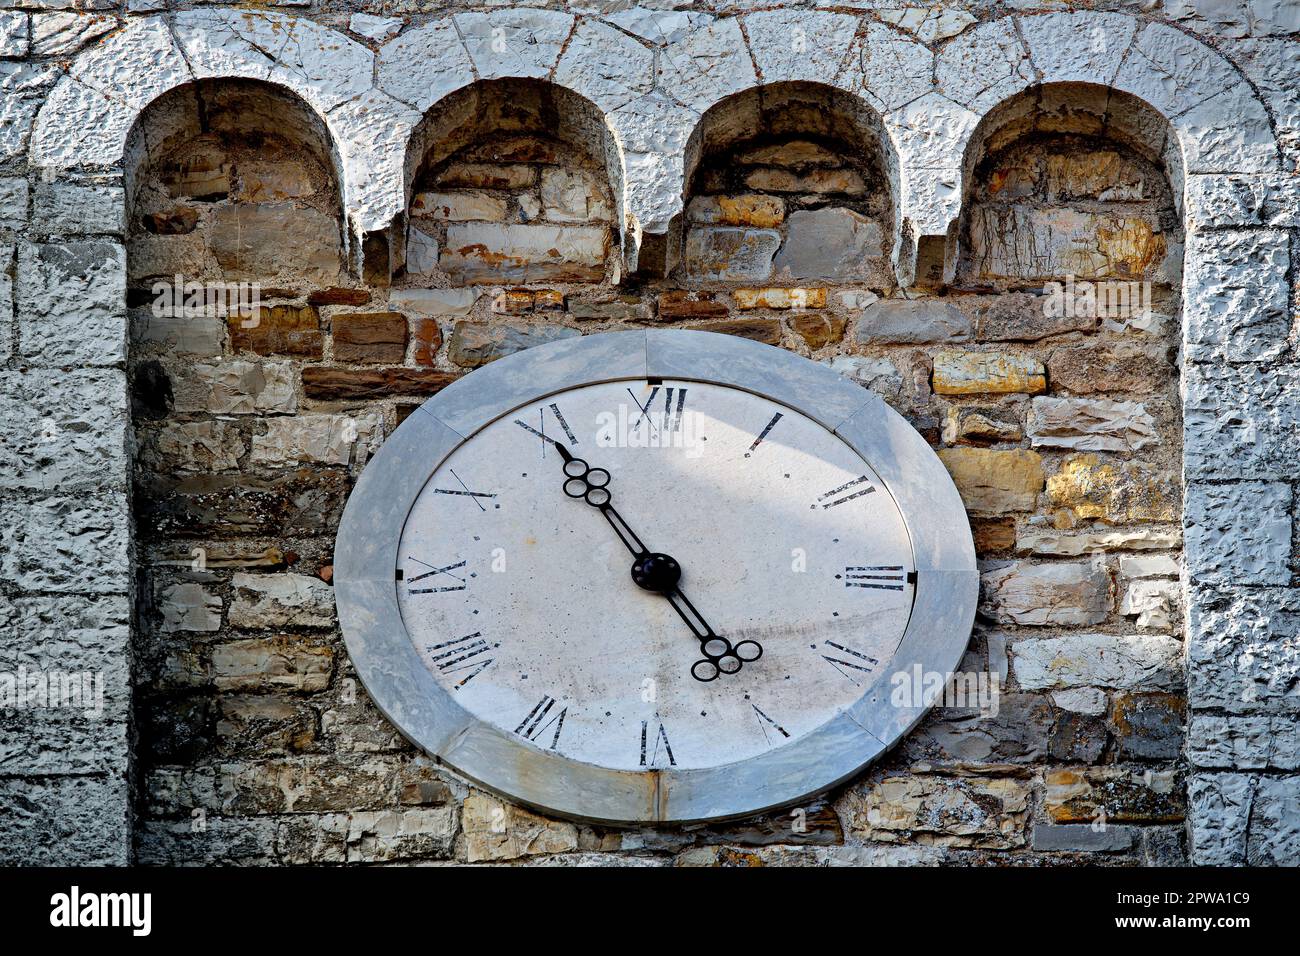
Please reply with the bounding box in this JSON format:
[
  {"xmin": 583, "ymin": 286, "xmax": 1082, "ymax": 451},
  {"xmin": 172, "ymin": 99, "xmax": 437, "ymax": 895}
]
[{"xmin": 335, "ymin": 330, "xmax": 977, "ymax": 823}]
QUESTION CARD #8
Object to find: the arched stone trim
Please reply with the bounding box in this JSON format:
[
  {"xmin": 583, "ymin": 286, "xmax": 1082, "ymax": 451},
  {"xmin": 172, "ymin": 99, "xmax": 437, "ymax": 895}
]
[
  {"xmin": 378, "ymin": 11, "xmax": 650, "ymax": 269},
  {"xmin": 642, "ymin": 13, "xmax": 936, "ymax": 252},
  {"xmin": 933, "ymin": 13, "xmax": 1281, "ymax": 231},
  {"xmin": 30, "ymin": 12, "xmax": 388, "ymax": 236}
]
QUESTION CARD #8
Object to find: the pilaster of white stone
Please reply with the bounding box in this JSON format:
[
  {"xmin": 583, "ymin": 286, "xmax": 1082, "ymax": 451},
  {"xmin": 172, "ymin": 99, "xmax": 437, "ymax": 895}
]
[{"xmin": 0, "ymin": 178, "xmax": 133, "ymax": 864}]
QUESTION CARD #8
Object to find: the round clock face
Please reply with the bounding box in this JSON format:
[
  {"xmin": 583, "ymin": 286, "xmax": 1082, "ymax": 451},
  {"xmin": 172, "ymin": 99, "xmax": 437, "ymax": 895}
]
[{"xmin": 395, "ymin": 378, "xmax": 915, "ymax": 773}]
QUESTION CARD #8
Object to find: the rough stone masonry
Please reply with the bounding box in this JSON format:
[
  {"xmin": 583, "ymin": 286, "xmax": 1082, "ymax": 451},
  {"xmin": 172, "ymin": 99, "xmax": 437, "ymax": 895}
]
[{"xmin": 0, "ymin": 0, "xmax": 1296, "ymax": 866}]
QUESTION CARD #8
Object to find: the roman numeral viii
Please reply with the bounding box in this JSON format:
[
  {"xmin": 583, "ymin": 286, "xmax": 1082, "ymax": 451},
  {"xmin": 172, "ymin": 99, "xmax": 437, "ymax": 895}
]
[
  {"xmin": 514, "ymin": 696, "xmax": 567, "ymax": 750},
  {"xmin": 425, "ymin": 632, "xmax": 494, "ymax": 688}
]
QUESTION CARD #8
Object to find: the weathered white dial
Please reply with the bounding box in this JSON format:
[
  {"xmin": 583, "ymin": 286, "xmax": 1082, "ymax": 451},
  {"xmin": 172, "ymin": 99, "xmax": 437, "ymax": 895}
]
[{"xmin": 395, "ymin": 378, "xmax": 916, "ymax": 773}]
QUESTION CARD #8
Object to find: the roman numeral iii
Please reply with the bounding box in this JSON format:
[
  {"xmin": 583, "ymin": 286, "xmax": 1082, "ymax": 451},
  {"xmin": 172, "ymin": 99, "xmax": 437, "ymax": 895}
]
[{"xmin": 844, "ymin": 565, "xmax": 907, "ymax": 591}]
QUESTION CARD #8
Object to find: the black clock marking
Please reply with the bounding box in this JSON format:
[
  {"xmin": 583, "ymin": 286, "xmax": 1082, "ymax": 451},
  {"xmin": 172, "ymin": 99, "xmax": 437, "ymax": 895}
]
[
  {"xmin": 515, "ymin": 696, "xmax": 568, "ymax": 749},
  {"xmin": 406, "ymin": 558, "xmax": 468, "ymax": 593},
  {"xmin": 751, "ymin": 703, "xmax": 791, "ymax": 744},
  {"xmin": 547, "ymin": 402, "xmax": 578, "ymax": 445},
  {"xmin": 818, "ymin": 475, "xmax": 876, "ymax": 509},
  {"xmin": 663, "ymin": 386, "xmax": 687, "ymax": 434},
  {"xmin": 844, "ymin": 565, "xmax": 906, "ymax": 591},
  {"xmin": 746, "ymin": 412, "xmax": 783, "ymax": 457},
  {"xmin": 514, "ymin": 403, "xmax": 578, "ymax": 458},
  {"xmin": 427, "ymin": 631, "xmax": 494, "ymax": 681},
  {"xmin": 639, "ymin": 720, "xmax": 677, "ymax": 767},
  {"xmin": 821, "ymin": 640, "xmax": 879, "ymax": 685},
  {"xmin": 630, "ymin": 386, "xmax": 660, "ymax": 436},
  {"xmin": 433, "ymin": 469, "xmax": 496, "ymax": 512}
]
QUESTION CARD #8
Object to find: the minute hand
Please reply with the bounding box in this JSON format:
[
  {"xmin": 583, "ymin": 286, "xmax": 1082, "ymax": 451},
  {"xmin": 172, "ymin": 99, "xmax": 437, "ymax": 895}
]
[{"xmin": 554, "ymin": 444, "xmax": 762, "ymax": 682}]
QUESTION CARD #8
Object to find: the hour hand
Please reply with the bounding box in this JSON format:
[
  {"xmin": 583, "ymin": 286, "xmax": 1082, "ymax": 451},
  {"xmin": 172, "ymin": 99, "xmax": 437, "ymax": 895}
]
[{"xmin": 552, "ymin": 449, "xmax": 763, "ymax": 682}]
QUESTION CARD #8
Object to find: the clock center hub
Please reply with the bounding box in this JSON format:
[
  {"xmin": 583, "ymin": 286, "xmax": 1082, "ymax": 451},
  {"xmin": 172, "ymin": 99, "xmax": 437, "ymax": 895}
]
[{"xmin": 630, "ymin": 553, "xmax": 682, "ymax": 594}]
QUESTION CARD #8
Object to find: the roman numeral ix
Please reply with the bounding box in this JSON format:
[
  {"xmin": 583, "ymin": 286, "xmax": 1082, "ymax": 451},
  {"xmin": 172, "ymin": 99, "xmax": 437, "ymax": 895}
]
[{"xmin": 405, "ymin": 558, "xmax": 467, "ymax": 594}]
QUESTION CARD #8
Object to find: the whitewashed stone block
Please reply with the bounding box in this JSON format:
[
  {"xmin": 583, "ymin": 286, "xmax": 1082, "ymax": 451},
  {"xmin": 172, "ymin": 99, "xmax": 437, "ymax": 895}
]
[
  {"xmin": 657, "ymin": 18, "xmax": 756, "ymax": 114},
  {"xmin": 1011, "ymin": 633, "xmax": 1183, "ymax": 690},
  {"xmin": 67, "ymin": 16, "xmax": 190, "ymax": 111},
  {"xmin": 1248, "ymin": 777, "xmax": 1300, "ymax": 865},
  {"xmin": 835, "ymin": 21, "xmax": 933, "ymax": 115},
  {"xmin": 0, "ymin": 11, "xmax": 27, "ymax": 58},
  {"xmin": 349, "ymin": 13, "xmax": 402, "ymax": 44},
  {"xmin": 0, "ymin": 62, "xmax": 59, "ymax": 165},
  {"xmin": 0, "ymin": 369, "xmax": 126, "ymax": 493},
  {"xmin": 455, "ymin": 8, "xmax": 573, "ymax": 81},
  {"xmin": 743, "ymin": 9, "xmax": 856, "ymax": 87},
  {"xmin": 1185, "ymin": 173, "xmax": 1300, "ymax": 229},
  {"xmin": 262, "ymin": 16, "xmax": 373, "ymax": 113},
  {"xmin": 554, "ymin": 18, "xmax": 654, "ymax": 114},
  {"xmin": 377, "ymin": 19, "xmax": 474, "ymax": 112},
  {"xmin": 0, "ymin": 493, "xmax": 129, "ymax": 593},
  {"xmin": 1184, "ymin": 229, "xmax": 1290, "ymax": 363},
  {"xmin": 879, "ymin": 7, "xmax": 974, "ymax": 43},
  {"xmin": 1184, "ymin": 481, "xmax": 1292, "ymax": 586},
  {"xmin": 1177, "ymin": 82, "xmax": 1280, "ymax": 174},
  {"xmin": 1189, "ymin": 587, "xmax": 1300, "ymax": 712},
  {"xmin": 1114, "ymin": 21, "xmax": 1241, "ymax": 119},
  {"xmin": 31, "ymin": 181, "xmax": 124, "ymax": 236},
  {"xmin": 330, "ymin": 88, "xmax": 420, "ymax": 235},
  {"xmin": 934, "ymin": 18, "xmax": 1034, "ymax": 113},
  {"xmin": 29, "ymin": 75, "xmax": 134, "ymax": 169},
  {"xmin": 609, "ymin": 90, "xmax": 698, "ymax": 234},
  {"xmin": 1189, "ymin": 715, "xmax": 1300, "ymax": 770},
  {"xmin": 1188, "ymin": 773, "xmax": 1253, "ymax": 865},
  {"xmin": 1184, "ymin": 362, "xmax": 1300, "ymax": 479},
  {"xmin": 884, "ymin": 92, "xmax": 978, "ymax": 172},
  {"xmin": 1017, "ymin": 11, "xmax": 1136, "ymax": 86},
  {"xmin": 17, "ymin": 240, "xmax": 126, "ymax": 367}
]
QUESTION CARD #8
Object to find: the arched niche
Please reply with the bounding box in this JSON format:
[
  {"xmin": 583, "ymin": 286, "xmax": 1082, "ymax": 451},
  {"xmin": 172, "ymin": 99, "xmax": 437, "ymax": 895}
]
[
  {"xmin": 402, "ymin": 78, "xmax": 622, "ymax": 287},
  {"xmin": 953, "ymin": 83, "xmax": 1184, "ymax": 300},
  {"xmin": 676, "ymin": 82, "xmax": 899, "ymax": 289},
  {"xmin": 125, "ymin": 79, "xmax": 347, "ymax": 307}
]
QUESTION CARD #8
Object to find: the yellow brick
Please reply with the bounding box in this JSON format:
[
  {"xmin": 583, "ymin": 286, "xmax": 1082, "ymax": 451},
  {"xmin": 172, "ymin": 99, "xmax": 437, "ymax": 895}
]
[
  {"xmin": 732, "ymin": 287, "xmax": 827, "ymax": 310},
  {"xmin": 933, "ymin": 351, "xmax": 1046, "ymax": 395}
]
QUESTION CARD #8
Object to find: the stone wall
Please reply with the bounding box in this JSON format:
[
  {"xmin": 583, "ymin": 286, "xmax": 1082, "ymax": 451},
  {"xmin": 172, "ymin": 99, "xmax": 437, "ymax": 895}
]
[{"xmin": 1, "ymin": 2, "xmax": 1297, "ymax": 867}]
